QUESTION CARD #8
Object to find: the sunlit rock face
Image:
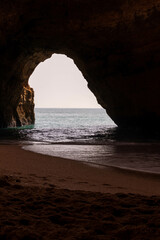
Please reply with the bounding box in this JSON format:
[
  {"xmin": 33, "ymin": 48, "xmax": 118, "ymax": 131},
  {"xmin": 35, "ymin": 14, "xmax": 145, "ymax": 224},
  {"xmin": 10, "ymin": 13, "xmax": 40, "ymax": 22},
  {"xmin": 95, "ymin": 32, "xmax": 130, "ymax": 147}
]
[
  {"xmin": 0, "ymin": 84, "xmax": 34, "ymax": 128},
  {"xmin": 16, "ymin": 85, "xmax": 35, "ymax": 127},
  {"xmin": 1, "ymin": 0, "xmax": 160, "ymax": 128}
]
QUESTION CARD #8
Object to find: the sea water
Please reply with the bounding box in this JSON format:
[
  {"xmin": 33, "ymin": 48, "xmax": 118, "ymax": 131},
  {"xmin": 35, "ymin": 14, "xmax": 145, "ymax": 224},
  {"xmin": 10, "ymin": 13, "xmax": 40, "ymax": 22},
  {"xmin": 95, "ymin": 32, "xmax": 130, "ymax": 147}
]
[{"xmin": 1, "ymin": 108, "xmax": 160, "ymax": 174}]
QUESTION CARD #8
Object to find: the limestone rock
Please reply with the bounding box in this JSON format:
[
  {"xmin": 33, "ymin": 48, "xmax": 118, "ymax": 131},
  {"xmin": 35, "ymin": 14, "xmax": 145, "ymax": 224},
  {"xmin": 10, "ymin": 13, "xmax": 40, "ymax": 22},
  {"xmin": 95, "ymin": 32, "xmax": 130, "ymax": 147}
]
[{"xmin": 15, "ymin": 85, "xmax": 35, "ymax": 127}]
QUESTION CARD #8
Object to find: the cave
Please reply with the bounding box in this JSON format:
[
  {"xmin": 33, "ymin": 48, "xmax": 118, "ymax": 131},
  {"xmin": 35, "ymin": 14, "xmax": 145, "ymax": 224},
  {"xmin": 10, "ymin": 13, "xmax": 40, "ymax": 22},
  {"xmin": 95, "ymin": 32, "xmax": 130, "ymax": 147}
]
[{"xmin": 1, "ymin": 0, "xmax": 160, "ymax": 128}]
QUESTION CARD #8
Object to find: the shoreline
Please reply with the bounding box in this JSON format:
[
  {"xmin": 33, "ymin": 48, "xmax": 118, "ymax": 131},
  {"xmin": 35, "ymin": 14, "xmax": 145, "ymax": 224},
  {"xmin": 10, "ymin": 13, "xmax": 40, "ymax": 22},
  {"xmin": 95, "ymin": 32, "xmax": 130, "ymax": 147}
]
[
  {"xmin": 1, "ymin": 140, "xmax": 160, "ymax": 175},
  {"xmin": 23, "ymin": 143, "xmax": 160, "ymax": 178},
  {"xmin": 25, "ymin": 146, "xmax": 160, "ymax": 177},
  {"xmin": 0, "ymin": 144, "xmax": 159, "ymax": 195},
  {"xmin": 23, "ymin": 142, "xmax": 160, "ymax": 176}
]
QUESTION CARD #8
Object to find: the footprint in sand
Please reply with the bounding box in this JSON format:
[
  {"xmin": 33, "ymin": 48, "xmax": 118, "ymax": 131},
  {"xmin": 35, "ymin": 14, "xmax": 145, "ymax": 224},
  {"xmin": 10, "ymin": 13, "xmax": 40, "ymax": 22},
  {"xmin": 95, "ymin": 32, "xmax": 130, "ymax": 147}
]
[
  {"xmin": 48, "ymin": 184, "xmax": 56, "ymax": 188},
  {"xmin": 76, "ymin": 181, "xmax": 88, "ymax": 184},
  {"xmin": 29, "ymin": 174, "xmax": 37, "ymax": 177},
  {"xmin": 58, "ymin": 179, "xmax": 66, "ymax": 182},
  {"xmin": 14, "ymin": 172, "xmax": 22, "ymax": 175},
  {"xmin": 102, "ymin": 183, "xmax": 111, "ymax": 187},
  {"xmin": 66, "ymin": 177, "xmax": 73, "ymax": 180}
]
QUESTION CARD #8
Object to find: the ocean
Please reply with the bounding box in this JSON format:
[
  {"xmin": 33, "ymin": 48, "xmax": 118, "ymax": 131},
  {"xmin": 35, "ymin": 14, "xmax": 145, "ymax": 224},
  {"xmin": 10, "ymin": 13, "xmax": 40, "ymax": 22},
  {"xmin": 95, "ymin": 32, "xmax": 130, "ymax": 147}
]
[{"xmin": 1, "ymin": 108, "xmax": 160, "ymax": 174}]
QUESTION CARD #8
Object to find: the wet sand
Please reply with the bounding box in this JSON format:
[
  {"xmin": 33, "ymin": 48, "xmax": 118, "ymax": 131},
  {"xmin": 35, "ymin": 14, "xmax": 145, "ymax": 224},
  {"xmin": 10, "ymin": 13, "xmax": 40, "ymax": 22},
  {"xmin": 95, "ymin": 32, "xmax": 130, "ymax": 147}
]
[{"xmin": 0, "ymin": 145, "xmax": 160, "ymax": 239}]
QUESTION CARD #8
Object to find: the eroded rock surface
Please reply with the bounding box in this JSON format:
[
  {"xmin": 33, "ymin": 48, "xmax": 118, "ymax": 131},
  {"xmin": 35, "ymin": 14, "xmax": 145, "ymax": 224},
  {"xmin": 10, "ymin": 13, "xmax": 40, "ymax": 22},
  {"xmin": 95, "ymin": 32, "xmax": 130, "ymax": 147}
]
[
  {"xmin": 15, "ymin": 85, "xmax": 35, "ymax": 127},
  {"xmin": 1, "ymin": 0, "xmax": 160, "ymax": 128}
]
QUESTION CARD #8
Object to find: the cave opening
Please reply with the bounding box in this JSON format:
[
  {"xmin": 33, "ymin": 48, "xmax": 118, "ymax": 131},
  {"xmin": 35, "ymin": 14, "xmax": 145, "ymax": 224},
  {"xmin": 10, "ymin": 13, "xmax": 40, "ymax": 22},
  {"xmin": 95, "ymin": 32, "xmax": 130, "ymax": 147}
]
[
  {"xmin": 26, "ymin": 53, "xmax": 115, "ymax": 142},
  {"xmin": 29, "ymin": 54, "xmax": 101, "ymax": 109}
]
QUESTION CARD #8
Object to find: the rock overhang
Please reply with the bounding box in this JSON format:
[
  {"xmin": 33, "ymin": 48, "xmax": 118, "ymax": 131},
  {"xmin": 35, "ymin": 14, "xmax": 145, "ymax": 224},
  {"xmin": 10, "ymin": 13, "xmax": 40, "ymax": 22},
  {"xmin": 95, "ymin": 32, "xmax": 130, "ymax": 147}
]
[{"xmin": 1, "ymin": 0, "xmax": 160, "ymax": 128}]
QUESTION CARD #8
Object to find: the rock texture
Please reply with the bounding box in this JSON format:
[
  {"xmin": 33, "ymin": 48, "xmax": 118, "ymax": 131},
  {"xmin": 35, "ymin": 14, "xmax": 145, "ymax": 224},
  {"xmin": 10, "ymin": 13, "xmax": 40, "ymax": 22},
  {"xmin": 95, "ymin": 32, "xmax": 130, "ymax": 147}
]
[
  {"xmin": 1, "ymin": 0, "xmax": 160, "ymax": 128},
  {"xmin": 15, "ymin": 85, "xmax": 35, "ymax": 127},
  {"xmin": 0, "ymin": 84, "xmax": 34, "ymax": 128}
]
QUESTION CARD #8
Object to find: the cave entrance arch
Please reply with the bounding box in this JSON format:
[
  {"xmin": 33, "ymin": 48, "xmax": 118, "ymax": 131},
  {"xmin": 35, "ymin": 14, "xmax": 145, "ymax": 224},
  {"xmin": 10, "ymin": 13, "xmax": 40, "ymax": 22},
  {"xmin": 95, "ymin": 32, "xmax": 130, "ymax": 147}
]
[
  {"xmin": 1, "ymin": 1, "xmax": 160, "ymax": 129},
  {"xmin": 2, "ymin": 48, "xmax": 106, "ymax": 128},
  {"xmin": 24, "ymin": 53, "xmax": 116, "ymax": 135}
]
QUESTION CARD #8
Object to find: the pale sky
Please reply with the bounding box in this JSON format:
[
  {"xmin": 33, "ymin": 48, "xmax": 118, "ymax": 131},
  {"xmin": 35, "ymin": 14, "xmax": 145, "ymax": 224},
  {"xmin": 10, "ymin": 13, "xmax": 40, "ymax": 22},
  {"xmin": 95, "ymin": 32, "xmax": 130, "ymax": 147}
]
[{"xmin": 29, "ymin": 54, "xmax": 101, "ymax": 108}]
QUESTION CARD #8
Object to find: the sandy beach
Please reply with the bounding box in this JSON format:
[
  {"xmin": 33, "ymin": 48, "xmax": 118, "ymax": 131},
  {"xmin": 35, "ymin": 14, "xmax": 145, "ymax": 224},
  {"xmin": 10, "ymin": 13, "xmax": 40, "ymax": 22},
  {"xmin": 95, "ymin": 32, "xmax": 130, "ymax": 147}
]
[{"xmin": 0, "ymin": 144, "xmax": 160, "ymax": 239}]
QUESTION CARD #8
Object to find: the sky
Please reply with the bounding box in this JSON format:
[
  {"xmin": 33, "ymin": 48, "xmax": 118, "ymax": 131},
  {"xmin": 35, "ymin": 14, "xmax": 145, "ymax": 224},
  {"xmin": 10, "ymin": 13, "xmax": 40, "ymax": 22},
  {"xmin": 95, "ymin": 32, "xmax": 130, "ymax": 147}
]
[{"xmin": 29, "ymin": 54, "xmax": 101, "ymax": 108}]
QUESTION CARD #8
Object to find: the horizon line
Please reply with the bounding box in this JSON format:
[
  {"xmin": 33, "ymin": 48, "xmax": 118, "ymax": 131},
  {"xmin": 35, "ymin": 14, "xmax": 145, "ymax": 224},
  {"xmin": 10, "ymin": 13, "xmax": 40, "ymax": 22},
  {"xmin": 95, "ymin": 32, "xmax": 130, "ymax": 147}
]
[{"xmin": 35, "ymin": 107, "xmax": 103, "ymax": 109}]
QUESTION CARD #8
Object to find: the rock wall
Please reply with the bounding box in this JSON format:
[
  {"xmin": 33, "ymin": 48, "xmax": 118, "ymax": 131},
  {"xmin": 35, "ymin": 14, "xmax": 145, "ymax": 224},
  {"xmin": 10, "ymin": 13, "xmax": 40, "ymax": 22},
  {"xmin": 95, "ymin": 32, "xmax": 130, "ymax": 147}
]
[
  {"xmin": 15, "ymin": 85, "xmax": 35, "ymax": 127},
  {"xmin": 1, "ymin": 0, "xmax": 160, "ymax": 128},
  {"xmin": 0, "ymin": 84, "xmax": 34, "ymax": 128}
]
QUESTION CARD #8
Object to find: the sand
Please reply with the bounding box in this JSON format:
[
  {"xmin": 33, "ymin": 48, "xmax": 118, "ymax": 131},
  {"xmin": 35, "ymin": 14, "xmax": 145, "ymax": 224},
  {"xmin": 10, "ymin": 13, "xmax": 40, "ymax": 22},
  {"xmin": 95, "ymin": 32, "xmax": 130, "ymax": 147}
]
[{"xmin": 0, "ymin": 145, "xmax": 160, "ymax": 239}]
